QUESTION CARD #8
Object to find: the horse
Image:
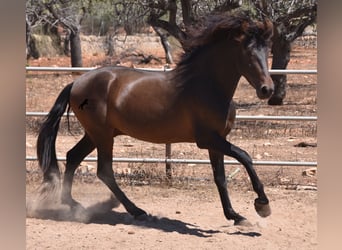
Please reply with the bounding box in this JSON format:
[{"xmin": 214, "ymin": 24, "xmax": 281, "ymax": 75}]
[{"xmin": 36, "ymin": 13, "xmax": 274, "ymax": 226}]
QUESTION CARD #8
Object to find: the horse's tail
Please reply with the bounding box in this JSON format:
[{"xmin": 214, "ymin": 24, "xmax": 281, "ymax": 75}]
[{"xmin": 37, "ymin": 83, "xmax": 73, "ymax": 182}]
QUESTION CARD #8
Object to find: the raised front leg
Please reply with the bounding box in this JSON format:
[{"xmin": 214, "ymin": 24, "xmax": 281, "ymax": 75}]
[
  {"xmin": 197, "ymin": 132, "xmax": 271, "ymax": 223},
  {"xmin": 226, "ymin": 142, "xmax": 271, "ymax": 217},
  {"xmin": 226, "ymin": 142, "xmax": 271, "ymax": 218}
]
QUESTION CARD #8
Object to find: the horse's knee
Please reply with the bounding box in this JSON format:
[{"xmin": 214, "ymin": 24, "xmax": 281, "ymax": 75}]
[{"xmin": 214, "ymin": 174, "xmax": 227, "ymax": 188}]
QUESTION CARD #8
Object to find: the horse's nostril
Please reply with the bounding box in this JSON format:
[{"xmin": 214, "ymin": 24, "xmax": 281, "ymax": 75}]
[
  {"xmin": 261, "ymin": 86, "xmax": 269, "ymax": 96},
  {"xmin": 260, "ymin": 85, "xmax": 274, "ymax": 98}
]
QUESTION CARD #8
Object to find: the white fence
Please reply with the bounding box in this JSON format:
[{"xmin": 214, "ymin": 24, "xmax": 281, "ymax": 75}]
[
  {"xmin": 26, "ymin": 66, "xmax": 317, "ymax": 167},
  {"xmin": 26, "ymin": 66, "xmax": 317, "ymax": 75}
]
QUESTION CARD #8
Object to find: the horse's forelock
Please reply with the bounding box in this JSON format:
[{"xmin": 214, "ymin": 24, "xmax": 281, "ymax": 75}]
[
  {"xmin": 259, "ymin": 19, "xmax": 273, "ymax": 41},
  {"xmin": 239, "ymin": 18, "xmax": 273, "ymax": 46}
]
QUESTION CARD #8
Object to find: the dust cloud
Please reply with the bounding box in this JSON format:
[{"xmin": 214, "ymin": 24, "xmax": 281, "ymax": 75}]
[{"xmin": 26, "ymin": 176, "xmax": 120, "ymax": 223}]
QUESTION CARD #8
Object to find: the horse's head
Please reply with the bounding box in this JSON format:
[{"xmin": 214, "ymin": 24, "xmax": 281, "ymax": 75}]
[{"xmin": 234, "ymin": 19, "xmax": 274, "ymax": 99}]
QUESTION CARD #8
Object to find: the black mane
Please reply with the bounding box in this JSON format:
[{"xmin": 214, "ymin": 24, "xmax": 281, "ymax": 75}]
[{"xmin": 172, "ymin": 12, "xmax": 273, "ymax": 88}]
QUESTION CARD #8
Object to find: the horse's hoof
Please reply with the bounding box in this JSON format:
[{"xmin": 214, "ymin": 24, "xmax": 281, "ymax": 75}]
[
  {"xmin": 63, "ymin": 198, "xmax": 83, "ymax": 209},
  {"xmin": 130, "ymin": 206, "xmax": 148, "ymax": 221},
  {"xmin": 254, "ymin": 199, "xmax": 271, "ymax": 217},
  {"xmin": 134, "ymin": 212, "xmax": 150, "ymax": 221},
  {"xmin": 268, "ymin": 96, "xmax": 283, "ymax": 105},
  {"xmin": 234, "ymin": 218, "xmax": 253, "ymax": 227}
]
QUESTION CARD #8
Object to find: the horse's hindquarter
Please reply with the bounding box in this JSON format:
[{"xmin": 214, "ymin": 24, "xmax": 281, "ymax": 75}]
[
  {"xmin": 107, "ymin": 69, "xmax": 195, "ymax": 143},
  {"xmin": 70, "ymin": 68, "xmax": 115, "ymax": 131}
]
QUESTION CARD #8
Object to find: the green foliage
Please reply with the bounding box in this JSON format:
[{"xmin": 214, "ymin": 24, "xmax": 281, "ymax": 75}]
[{"xmin": 26, "ymin": 0, "xmax": 317, "ymax": 38}]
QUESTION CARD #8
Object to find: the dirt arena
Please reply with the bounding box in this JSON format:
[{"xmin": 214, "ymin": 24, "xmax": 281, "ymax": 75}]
[{"xmin": 26, "ymin": 41, "xmax": 317, "ymax": 249}]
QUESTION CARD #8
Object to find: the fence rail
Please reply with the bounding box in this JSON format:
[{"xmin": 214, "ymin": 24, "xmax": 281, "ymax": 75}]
[
  {"xmin": 26, "ymin": 156, "xmax": 317, "ymax": 167},
  {"xmin": 26, "ymin": 111, "xmax": 317, "ymax": 121},
  {"xmin": 26, "ymin": 66, "xmax": 317, "ymax": 75},
  {"xmin": 26, "ymin": 66, "xmax": 318, "ymax": 168}
]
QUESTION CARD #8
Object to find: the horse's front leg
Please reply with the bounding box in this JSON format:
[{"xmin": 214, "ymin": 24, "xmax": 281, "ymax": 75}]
[
  {"xmin": 208, "ymin": 150, "xmax": 250, "ymax": 226},
  {"xmin": 225, "ymin": 142, "xmax": 271, "ymax": 218},
  {"xmin": 198, "ymin": 132, "xmax": 271, "ymax": 224}
]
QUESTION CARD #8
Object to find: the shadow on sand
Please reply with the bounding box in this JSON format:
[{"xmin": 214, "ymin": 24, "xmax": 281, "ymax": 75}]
[{"xmin": 27, "ymin": 194, "xmax": 261, "ymax": 238}]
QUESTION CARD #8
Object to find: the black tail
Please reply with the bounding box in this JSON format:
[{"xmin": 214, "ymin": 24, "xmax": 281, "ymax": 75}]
[{"xmin": 37, "ymin": 83, "xmax": 73, "ymax": 182}]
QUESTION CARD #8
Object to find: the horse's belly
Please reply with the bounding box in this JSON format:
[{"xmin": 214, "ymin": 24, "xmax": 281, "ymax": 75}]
[{"xmin": 109, "ymin": 113, "xmax": 195, "ymax": 144}]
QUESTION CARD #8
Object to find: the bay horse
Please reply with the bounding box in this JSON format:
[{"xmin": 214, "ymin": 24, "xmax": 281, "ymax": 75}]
[{"xmin": 37, "ymin": 13, "xmax": 274, "ymax": 226}]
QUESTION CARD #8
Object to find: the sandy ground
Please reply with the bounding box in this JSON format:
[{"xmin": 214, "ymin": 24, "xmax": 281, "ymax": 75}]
[
  {"xmin": 26, "ymin": 38, "xmax": 317, "ymax": 249},
  {"xmin": 26, "ymin": 183, "xmax": 317, "ymax": 250}
]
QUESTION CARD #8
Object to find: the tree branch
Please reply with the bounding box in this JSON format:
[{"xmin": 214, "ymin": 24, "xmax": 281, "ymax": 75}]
[
  {"xmin": 278, "ymin": 3, "xmax": 317, "ymax": 26},
  {"xmin": 44, "ymin": 0, "xmax": 78, "ymax": 33},
  {"xmin": 213, "ymin": 0, "xmax": 241, "ymax": 13},
  {"xmin": 180, "ymin": 0, "xmax": 193, "ymax": 26},
  {"xmin": 148, "ymin": 15, "xmax": 188, "ymax": 44}
]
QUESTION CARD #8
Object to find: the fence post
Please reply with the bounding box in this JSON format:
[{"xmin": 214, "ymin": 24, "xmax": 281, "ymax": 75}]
[
  {"xmin": 163, "ymin": 64, "xmax": 173, "ymax": 180},
  {"xmin": 165, "ymin": 143, "xmax": 172, "ymax": 179}
]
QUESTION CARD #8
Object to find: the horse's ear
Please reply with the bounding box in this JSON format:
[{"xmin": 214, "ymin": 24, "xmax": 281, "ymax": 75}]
[{"xmin": 262, "ymin": 19, "xmax": 273, "ymax": 40}]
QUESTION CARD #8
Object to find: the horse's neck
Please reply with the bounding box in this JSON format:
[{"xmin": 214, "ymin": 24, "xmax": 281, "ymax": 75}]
[{"xmin": 194, "ymin": 42, "xmax": 241, "ymax": 100}]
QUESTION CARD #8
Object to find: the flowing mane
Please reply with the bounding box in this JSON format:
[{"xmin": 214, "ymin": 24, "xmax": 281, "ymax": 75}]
[
  {"xmin": 181, "ymin": 12, "xmax": 272, "ymax": 57},
  {"xmin": 173, "ymin": 12, "xmax": 273, "ymax": 87}
]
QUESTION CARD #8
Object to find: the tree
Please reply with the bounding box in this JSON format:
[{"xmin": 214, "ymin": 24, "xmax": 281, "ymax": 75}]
[
  {"xmin": 43, "ymin": 0, "xmax": 88, "ymax": 67},
  {"xmin": 113, "ymin": 0, "xmax": 149, "ymax": 35},
  {"xmin": 147, "ymin": 0, "xmax": 241, "ymax": 46},
  {"xmin": 26, "ymin": 0, "xmax": 90, "ymax": 67},
  {"xmin": 252, "ymin": 0, "xmax": 317, "ymax": 105},
  {"xmin": 26, "ymin": 0, "xmax": 49, "ymax": 59},
  {"xmin": 146, "ymin": 0, "xmax": 241, "ymax": 59},
  {"xmin": 26, "ymin": 0, "xmax": 316, "ymax": 88}
]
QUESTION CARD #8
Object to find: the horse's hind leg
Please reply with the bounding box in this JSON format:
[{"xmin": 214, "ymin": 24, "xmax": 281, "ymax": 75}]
[
  {"xmin": 96, "ymin": 136, "xmax": 147, "ymax": 219},
  {"xmin": 61, "ymin": 133, "xmax": 95, "ymax": 207}
]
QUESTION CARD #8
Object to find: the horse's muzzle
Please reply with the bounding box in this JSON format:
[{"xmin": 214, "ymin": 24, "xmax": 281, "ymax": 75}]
[
  {"xmin": 256, "ymin": 76, "xmax": 274, "ymax": 99},
  {"xmin": 257, "ymin": 82, "xmax": 274, "ymax": 99}
]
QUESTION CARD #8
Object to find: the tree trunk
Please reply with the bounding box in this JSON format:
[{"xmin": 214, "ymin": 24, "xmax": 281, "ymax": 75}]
[
  {"xmin": 160, "ymin": 35, "xmax": 174, "ymax": 64},
  {"xmin": 64, "ymin": 29, "xmax": 71, "ymax": 56},
  {"xmin": 268, "ymin": 24, "xmax": 291, "ymax": 105},
  {"xmin": 106, "ymin": 33, "xmax": 114, "ymax": 57},
  {"xmin": 180, "ymin": 0, "xmax": 193, "ymax": 26},
  {"xmin": 148, "ymin": 18, "xmax": 188, "ymax": 48},
  {"xmin": 153, "ymin": 27, "xmax": 174, "ymax": 64},
  {"xmin": 26, "ymin": 20, "xmax": 33, "ymax": 59},
  {"xmin": 69, "ymin": 30, "xmax": 83, "ymax": 67}
]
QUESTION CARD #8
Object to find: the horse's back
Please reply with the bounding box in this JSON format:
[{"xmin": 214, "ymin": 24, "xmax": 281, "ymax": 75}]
[
  {"xmin": 69, "ymin": 66, "xmax": 236, "ymax": 144},
  {"xmin": 69, "ymin": 66, "xmax": 192, "ymax": 142}
]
